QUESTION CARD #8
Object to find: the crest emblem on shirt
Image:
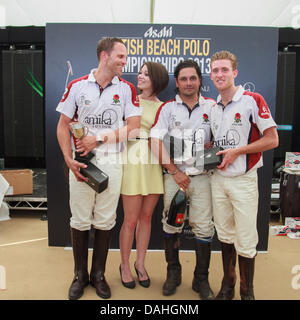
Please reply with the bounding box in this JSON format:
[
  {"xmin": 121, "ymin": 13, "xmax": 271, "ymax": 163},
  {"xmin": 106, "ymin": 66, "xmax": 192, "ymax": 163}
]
[
  {"xmin": 234, "ymin": 113, "xmax": 241, "ymax": 123},
  {"xmin": 113, "ymin": 94, "xmax": 120, "ymax": 104},
  {"xmin": 202, "ymin": 113, "xmax": 209, "ymax": 123}
]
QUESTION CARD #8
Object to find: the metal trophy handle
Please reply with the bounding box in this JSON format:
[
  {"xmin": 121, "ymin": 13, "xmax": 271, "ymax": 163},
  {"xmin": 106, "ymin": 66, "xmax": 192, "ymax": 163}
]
[{"xmin": 69, "ymin": 122, "xmax": 89, "ymax": 139}]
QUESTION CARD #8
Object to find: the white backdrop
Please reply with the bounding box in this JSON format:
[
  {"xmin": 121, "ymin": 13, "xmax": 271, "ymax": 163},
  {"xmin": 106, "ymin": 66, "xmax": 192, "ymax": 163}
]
[{"xmin": 0, "ymin": 0, "xmax": 300, "ymax": 28}]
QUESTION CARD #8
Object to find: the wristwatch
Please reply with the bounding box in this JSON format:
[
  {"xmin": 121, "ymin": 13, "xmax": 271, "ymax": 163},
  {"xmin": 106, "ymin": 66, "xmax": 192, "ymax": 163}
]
[{"xmin": 96, "ymin": 134, "xmax": 104, "ymax": 146}]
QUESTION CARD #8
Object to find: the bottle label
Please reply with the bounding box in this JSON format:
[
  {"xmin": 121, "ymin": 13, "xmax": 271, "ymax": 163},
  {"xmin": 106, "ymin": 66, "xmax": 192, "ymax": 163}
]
[{"xmin": 175, "ymin": 213, "xmax": 185, "ymax": 225}]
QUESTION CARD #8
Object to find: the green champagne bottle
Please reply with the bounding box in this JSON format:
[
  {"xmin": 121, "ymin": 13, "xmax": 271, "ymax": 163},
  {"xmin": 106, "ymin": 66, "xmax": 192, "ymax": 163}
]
[{"xmin": 167, "ymin": 188, "xmax": 188, "ymax": 227}]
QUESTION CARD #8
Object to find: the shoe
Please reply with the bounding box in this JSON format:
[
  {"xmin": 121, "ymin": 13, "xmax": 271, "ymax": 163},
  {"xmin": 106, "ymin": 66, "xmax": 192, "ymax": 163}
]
[
  {"xmin": 134, "ymin": 262, "xmax": 150, "ymax": 288},
  {"xmin": 119, "ymin": 265, "xmax": 136, "ymax": 289},
  {"xmin": 90, "ymin": 271, "xmax": 111, "ymax": 299}
]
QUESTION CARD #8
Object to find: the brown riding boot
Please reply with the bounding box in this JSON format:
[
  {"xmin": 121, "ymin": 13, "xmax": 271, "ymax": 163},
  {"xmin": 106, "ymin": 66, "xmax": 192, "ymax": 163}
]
[
  {"xmin": 162, "ymin": 233, "xmax": 182, "ymax": 296},
  {"xmin": 90, "ymin": 229, "xmax": 112, "ymax": 299},
  {"xmin": 215, "ymin": 242, "xmax": 237, "ymax": 300},
  {"xmin": 68, "ymin": 228, "xmax": 89, "ymax": 300},
  {"xmin": 239, "ymin": 255, "xmax": 255, "ymax": 300},
  {"xmin": 192, "ymin": 240, "xmax": 214, "ymax": 300}
]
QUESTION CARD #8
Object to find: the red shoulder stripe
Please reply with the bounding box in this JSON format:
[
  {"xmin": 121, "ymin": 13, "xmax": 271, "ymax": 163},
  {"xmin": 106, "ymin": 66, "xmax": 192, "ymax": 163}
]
[
  {"xmin": 60, "ymin": 75, "xmax": 89, "ymax": 102},
  {"xmin": 203, "ymin": 96, "xmax": 216, "ymax": 103},
  {"xmin": 243, "ymin": 91, "xmax": 271, "ymax": 119},
  {"xmin": 247, "ymin": 122, "xmax": 261, "ymax": 171},
  {"xmin": 151, "ymin": 99, "xmax": 176, "ymax": 128},
  {"xmin": 119, "ymin": 77, "xmax": 140, "ymax": 107}
]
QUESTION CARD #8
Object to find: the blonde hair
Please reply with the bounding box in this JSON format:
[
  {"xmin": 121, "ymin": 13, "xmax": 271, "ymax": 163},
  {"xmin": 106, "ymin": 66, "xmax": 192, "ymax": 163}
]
[{"xmin": 210, "ymin": 50, "xmax": 238, "ymax": 70}]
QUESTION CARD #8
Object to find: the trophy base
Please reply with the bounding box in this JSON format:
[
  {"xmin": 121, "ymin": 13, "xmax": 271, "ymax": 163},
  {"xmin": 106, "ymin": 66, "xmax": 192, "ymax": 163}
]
[
  {"xmin": 75, "ymin": 151, "xmax": 95, "ymax": 164},
  {"xmin": 195, "ymin": 146, "xmax": 223, "ymax": 171},
  {"xmin": 80, "ymin": 162, "xmax": 109, "ymax": 194},
  {"xmin": 203, "ymin": 147, "xmax": 223, "ymax": 170}
]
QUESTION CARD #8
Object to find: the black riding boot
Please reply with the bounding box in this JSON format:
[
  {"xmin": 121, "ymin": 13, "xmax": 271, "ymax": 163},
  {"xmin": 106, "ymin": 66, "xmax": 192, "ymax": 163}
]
[
  {"xmin": 215, "ymin": 242, "xmax": 237, "ymax": 300},
  {"xmin": 162, "ymin": 233, "xmax": 182, "ymax": 296},
  {"xmin": 239, "ymin": 255, "xmax": 255, "ymax": 300},
  {"xmin": 68, "ymin": 228, "xmax": 89, "ymax": 300},
  {"xmin": 192, "ymin": 240, "xmax": 214, "ymax": 300},
  {"xmin": 90, "ymin": 229, "xmax": 112, "ymax": 299}
]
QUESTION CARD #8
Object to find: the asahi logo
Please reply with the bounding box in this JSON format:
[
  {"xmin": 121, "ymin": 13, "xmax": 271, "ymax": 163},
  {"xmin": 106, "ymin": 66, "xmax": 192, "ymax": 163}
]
[{"xmin": 144, "ymin": 26, "xmax": 173, "ymax": 38}]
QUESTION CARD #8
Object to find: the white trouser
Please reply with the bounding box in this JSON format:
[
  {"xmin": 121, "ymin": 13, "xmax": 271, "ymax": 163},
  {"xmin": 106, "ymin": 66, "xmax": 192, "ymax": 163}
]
[
  {"xmin": 162, "ymin": 173, "xmax": 215, "ymax": 242},
  {"xmin": 211, "ymin": 169, "xmax": 259, "ymax": 258},
  {"xmin": 69, "ymin": 154, "xmax": 122, "ymax": 231}
]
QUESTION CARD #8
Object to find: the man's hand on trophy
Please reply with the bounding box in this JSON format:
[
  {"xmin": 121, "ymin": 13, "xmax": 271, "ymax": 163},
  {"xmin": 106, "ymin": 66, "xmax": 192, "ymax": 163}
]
[
  {"xmin": 66, "ymin": 157, "xmax": 88, "ymax": 182},
  {"xmin": 217, "ymin": 148, "xmax": 239, "ymax": 171},
  {"xmin": 76, "ymin": 136, "xmax": 97, "ymax": 157}
]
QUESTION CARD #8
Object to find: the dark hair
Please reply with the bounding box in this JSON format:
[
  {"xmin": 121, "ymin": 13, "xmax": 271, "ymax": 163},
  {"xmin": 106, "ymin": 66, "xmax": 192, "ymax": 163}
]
[
  {"xmin": 174, "ymin": 60, "xmax": 202, "ymax": 92},
  {"xmin": 96, "ymin": 37, "xmax": 124, "ymax": 60},
  {"xmin": 140, "ymin": 62, "xmax": 169, "ymax": 96}
]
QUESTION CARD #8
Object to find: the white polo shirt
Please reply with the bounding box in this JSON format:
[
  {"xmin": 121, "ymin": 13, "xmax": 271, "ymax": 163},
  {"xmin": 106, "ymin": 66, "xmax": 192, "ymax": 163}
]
[
  {"xmin": 56, "ymin": 68, "xmax": 142, "ymax": 153},
  {"xmin": 149, "ymin": 94, "xmax": 215, "ymax": 175},
  {"xmin": 210, "ymin": 85, "xmax": 277, "ymax": 177}
]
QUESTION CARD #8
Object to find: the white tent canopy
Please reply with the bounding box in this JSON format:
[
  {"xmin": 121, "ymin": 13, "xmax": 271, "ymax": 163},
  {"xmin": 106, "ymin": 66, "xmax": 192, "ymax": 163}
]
[{"xmin": 0, "ymin": 0, "xmax": 300, "ymax": 28}]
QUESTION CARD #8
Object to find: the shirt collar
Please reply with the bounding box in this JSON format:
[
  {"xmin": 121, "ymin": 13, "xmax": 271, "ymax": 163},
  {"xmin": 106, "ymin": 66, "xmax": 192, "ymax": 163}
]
[
  {"xmin": 175, "ymin": 93, "xmax": 202, "ymax": 105},
  {"xmin": 88, "ymin": 68, "xmax": 119, "ymax": 85},
  {"xmin": 217, "ymin": 85, "xmax": 244, "ymax": 105}
]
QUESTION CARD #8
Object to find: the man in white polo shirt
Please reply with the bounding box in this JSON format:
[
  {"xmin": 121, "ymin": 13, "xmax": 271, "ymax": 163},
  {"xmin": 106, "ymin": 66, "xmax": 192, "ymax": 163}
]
[
  {"xmin": 209, "ymin": 50, "xmax": 278, "ymax": 300},
  {"xmin": 150, "ymin": 60, "xmax": 215, "ymax": 300},
  {"xmin": 56, "ymin": 37, "xmax": 141, "ymax": 300}
]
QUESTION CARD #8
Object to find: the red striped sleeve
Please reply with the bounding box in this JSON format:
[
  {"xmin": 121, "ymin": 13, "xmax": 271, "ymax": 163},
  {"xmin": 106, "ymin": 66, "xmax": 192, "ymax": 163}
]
[
  {"xmin": 60, "ymin": 75, "xmax": 89, "ymax": 102},
  {"xmin": 119, "ymin": 77, "xmax": 140, "ymax": 107},
  {"xmin": 203, "ymin": 96, "xmax": 216, "ymax": 103},
  {"xmin": 151, "ymin": 99, "xmax": 175, "ymax": 128},
  {"xmin": 243, "ymin": 91, "xmax": 271, "ymax": 119},
  {"xmin": 247, "ymin": 122, "xmax": 262, "ymax": 171}
]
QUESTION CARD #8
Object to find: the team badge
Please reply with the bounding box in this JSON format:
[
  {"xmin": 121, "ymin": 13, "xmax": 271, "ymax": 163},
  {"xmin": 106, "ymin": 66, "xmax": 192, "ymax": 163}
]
[
  {"xmin": 113, "ymin": 94, "xmax": 120, "ymax": 104},
  {"xmin": 234, "ymin": 113, "xmax": 241, "ymax": 123},
  {"xmin": 202, "ymin": 113, "xmax": 209, "ymax": 123}
]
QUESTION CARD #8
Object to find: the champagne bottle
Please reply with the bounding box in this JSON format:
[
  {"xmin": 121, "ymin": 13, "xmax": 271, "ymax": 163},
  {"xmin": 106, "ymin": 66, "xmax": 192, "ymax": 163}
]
[{"xmin": 167, "ymin": 188, "xmax": 188, "ymax": 227}]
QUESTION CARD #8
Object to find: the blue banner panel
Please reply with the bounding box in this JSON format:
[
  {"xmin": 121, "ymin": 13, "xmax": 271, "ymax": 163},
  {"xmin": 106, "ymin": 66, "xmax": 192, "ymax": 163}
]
[{"xmin": 46, "ymin": 23, "xmax": 278, "ymax": 250}]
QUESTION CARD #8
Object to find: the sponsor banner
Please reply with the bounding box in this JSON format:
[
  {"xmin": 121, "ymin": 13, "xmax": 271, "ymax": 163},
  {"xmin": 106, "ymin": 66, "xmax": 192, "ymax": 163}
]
[{"xmin": 46, "ymin": 23, "xmax": 278, "ymax": 250}]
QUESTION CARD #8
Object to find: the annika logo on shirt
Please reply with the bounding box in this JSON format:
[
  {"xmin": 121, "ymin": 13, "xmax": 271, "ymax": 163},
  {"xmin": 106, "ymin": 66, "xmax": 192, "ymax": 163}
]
[
  {"xmin": 214, "ymin": 129, "xmax": 241, "ymax": 148},
  {"xmin": 83, "ymin": 109, "xmax": 118, "ymax": 127}
]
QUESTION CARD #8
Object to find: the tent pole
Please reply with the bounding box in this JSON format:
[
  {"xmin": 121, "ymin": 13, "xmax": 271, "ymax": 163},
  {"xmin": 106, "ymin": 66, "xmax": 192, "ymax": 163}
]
[{"xmin": 150, "ymin": 0, "xmax": 155, "ymax": 24}]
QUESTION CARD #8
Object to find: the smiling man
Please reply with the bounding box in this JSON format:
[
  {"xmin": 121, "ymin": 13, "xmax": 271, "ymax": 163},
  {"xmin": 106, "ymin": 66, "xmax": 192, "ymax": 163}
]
[
  {"xmin": 209, "ymin": 50, "xmax": 278, "ymax": 300},
  {"xmin": 56, "ymin": 37, "xmax": 141, "ymax": 300}
]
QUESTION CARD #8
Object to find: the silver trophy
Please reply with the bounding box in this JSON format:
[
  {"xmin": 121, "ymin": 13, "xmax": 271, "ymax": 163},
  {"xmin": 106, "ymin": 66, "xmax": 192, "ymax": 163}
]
[
  {"xmin": 69, "ymin": 122, "xmax": 108, "ymax": 193},
  {"xmin": 69, "ymin": 122, "xmax": 94, "ymax": 163}
]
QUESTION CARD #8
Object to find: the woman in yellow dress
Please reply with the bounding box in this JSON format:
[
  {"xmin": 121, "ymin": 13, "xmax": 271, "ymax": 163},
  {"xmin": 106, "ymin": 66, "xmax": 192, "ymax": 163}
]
[{"xmin": 119, "ymin": 62, "xmax": 169, "ymax": 288}]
